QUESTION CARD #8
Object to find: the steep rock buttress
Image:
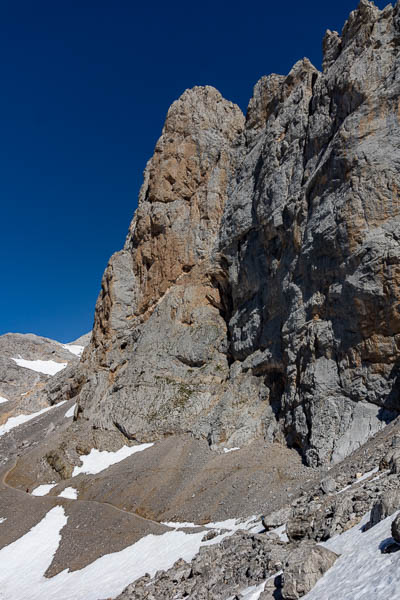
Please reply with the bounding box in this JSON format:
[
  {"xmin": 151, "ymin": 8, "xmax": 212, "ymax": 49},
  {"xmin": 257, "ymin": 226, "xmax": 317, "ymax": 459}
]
[{"xmin": 58, "ymin": 1, "xmax": 400, "ymax": 466}]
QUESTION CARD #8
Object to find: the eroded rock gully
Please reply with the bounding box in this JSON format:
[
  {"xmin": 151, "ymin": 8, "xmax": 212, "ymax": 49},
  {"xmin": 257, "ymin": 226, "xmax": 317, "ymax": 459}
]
[{"xmin": 55, "ymin": 0, "xmax": 400, "ymax": 467}]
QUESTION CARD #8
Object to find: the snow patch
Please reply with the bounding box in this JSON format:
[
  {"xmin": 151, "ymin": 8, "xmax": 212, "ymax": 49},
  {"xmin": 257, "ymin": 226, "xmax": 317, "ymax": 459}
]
[
  {"xmin": 58, "ymin": 487, "xmax": 78, "ymax": 499},
  {"xmin": 163, "ymin": 516, "xmax": 261, "ymax": 535},
  {"xmin": 303, "ymin": 511, "xmax": 400, "ymax": 599},
  {"xmin": 62, "ymin": 344, "xmax": 84, "ymax": 357},
  {"xmin": 64, "ymin": 404, "xmax": 76, "ymax": 418},
  {"xmin": 337, "ymin": 467, "xmax": 379, "ymax": 494},
  {"xmin": 0, "ymin": 402, "xmax": 67, "ymax": 438},
  {"xmin": 267, "ymin": 524, "xmax": 289, "ymax": 543},
  {"xmin": 236, "ymin": 581, "xmax": 266, "ymax": 600},
  {"xmin": 31, "ymin": 484, "xmax": 56, "ymax": 497},
  {"xmin": 227, "ymin": 572, "xmax": 282, "ymax": 600},
  {"xmin": 0, "ymin": 396, "xmax": 9, "ymax": 404},
  {"xmin": 72, "ymin": 443, "xmax": 154, "ymax": 476},
  {"xmin": 0, "ymin": 505, "xmax": 208, "ymax": 600},
  {"xmin": 11, "ymin": 358, "xmax": 67, "ymax": 376},
  {"xmin": 162, "ymin": 521, "xmax": 199, "ymax": 529}
]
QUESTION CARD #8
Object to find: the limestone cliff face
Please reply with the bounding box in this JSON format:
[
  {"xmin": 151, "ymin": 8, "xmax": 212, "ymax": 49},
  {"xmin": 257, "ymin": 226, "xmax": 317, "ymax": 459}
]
[{"xmin": 75, "ymin": 1, "xmax": 400, "ymax": 465}]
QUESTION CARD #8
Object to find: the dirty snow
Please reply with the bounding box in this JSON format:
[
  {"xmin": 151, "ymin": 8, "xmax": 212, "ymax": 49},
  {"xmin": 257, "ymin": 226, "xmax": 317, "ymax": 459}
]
[
  {"xmin": 72, "ymin": 443, "xmax": 154, "ymax": 476},
  {"xmin": 267, "ymin": 524, "xmax": 289, "ymax": 542},
  {"xmin": 31, "ymin": 484, "xmax": 56, "ymax": 497},
  {"xmin": 58, "ymin": 487, "xmax": 78, "ymax": 499},
  {"xmin": 228, "ymin": 581, "xmax": 266, "ymax": 600},
  {"xmin": 0, "ymin": 505, "xmax": 208, "ymax": 600},
  {"xmin": 0, "ymin": 396, "xmax": 8, "ymax": 404},
  {"xmin": 163, "ymin": 516, "xmax": 261, "ymax": 534},
  {"xmin": 337, "ymin": 467, "xmax": 380, "ymax": 494},
  {"xmin": 223, "ymin": 447, "xmax": 240, "ymax": 453},
  {"xmin": 64, "ymin": 404, "xmax": 76, "ymax": 418},
  {"xmin": 226, "ymin": 572, "xmax": 282, "ymax": 600},
  {"xmin": 62, "ymin": 344, "xmax": 84, "ymax": 357},
  {"xmin": 0, "ymin": 402, "xmax": 67, "ymax": 438},
  {"xmin": 11, "ymin": 358, "xmax": 67, "ymax": 376}
]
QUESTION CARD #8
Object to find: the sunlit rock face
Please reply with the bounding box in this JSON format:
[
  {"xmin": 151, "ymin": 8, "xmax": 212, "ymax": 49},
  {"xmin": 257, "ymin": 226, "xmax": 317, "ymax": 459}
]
[{"xmin": 72, "ymin": 1, "xmax": 400, "ymax": 466}]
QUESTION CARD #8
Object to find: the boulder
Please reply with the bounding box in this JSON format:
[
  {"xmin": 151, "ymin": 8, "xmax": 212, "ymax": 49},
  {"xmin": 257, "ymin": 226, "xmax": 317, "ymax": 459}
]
[
  {"xmin": 368, "ymin": 490, "xmax": 400, "ymax": 529},
  {"xmin": 391, "ymin": 514, "xmax": 400, "ymax": 543},
  {"xmin": 320, "ymin": 477, "xmax": 336, "ymax": 495},
  {"xmin": 262, "ymin": 507, "xmax": 292, "ymax": 530},
  {"xmin": 286, "ymin": 516, "xmax": 312, "ymax": 543},
  {"xmin": 390, "ymin": 452, "xmax": 400, "ymax": 475},
  {"xmin": 281, "ymin": 543, "xmax": 339, "ymax": 599}
]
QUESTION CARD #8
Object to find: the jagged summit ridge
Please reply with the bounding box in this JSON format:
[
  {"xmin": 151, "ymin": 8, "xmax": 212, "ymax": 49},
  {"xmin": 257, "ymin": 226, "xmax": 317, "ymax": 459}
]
[{"xmin": 58, "ymin": 0, "xmax": 400, "ymax": 466}]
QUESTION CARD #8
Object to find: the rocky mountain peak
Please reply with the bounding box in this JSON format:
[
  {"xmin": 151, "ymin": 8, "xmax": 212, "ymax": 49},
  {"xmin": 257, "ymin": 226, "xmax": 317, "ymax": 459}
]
[{"xmin": 43, "ymin": 0, "xmax": 400, "ymax": 469}]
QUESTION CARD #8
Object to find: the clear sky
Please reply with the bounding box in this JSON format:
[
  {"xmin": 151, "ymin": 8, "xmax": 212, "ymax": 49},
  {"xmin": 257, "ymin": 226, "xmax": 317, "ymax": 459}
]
[{"xmin": 0, "ymin": 0, "xmax": 390, "ymax": 343}]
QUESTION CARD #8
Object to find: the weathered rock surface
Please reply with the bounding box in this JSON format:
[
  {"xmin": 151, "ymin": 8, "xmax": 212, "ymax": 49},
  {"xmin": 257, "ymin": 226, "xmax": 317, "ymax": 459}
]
[
  {"xmin": 281, "ymin": 543, "xmax": 338, "ymax": 599},
  {"xmin": 391, "ymin": 512, "xmax": 400, "ymax": 542},
  {"xmin": 117, "ymin": 530, "xmax": 288, "ymax": 600},
  {"xmin": 46, "ymin": 0, "xmax": 400, "ymax": 468},
  {"xmin": 320, "ymin": 477, "xmax": 336, "ymax": 495},
  {"xmin": 0, "ymin": 333, "xmax": 88, "ymax": 412},
  {"xmin": 368, "ymin": 489, "xmax": 400, "ymax": 528}
]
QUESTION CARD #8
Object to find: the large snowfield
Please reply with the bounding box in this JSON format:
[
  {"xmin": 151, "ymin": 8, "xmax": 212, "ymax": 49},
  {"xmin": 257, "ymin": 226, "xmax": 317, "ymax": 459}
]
[{"xmin": 0, "ymin": 506, "xmax": 206, "ymax": 600}]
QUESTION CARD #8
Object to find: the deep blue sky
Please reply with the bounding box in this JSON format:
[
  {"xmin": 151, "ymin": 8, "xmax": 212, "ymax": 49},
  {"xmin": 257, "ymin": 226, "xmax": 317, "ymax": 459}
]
[{"xmin": 1, "ymin": 0, "xmax": 390, "ymax": 342}]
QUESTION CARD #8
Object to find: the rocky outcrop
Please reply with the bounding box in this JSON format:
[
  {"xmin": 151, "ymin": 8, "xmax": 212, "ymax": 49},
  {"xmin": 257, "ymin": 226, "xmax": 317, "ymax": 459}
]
[
  {"xmin": 117, "ymin": 530, "xmax": 288, "ymax": 600},
  {"xmin": 0, "ymin": 333, "xmax": 87, "ymax": 412},
  {"xmin": 281, "ymin": 543, "xmax": 338, "ymax": 599},
  {"xmin": 368, "ymin": 489, "xmax": 400, "ymax": 528},
  {"xmin": 60, "ymin": 1, "xmax": 400, "ymax": 466},
  {"xmin": 391, "ymin": 512, "xmax": 400, "ymax": 542}
]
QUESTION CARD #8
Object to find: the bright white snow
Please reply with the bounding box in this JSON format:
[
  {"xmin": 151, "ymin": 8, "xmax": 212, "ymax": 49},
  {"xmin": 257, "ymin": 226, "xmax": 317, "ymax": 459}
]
[
  {"xmin": 233, "ymin": 510, "xmax": 400, "ymax": 600},
  {"xmin": 162, "ymin": 520, "xmax": 199, "ymax": 529},
  {"xmin": 72, "ymin": 443, "xmax": 154, "ymax": 477},
  {"xmin": 64, "ymin": 404, "xmax": 76, "ymax": 418},
  {"xmin": 62, "ymin": 344, "xmax": 84, "ymax": 357},
  {"xmin": 0, "ymin": 396, "xmax": 9, "ymax": 404},
  {"xmin": 58, "ymin": 487, "xmax": 78, "ymax": 499},
  {"xmin": 302, "ymin": 511, "xmax": 400, "ymax": 599},
  {"xmin": 31, "ymin": 484, "xmax": 56, "ymax": 497},
  {"xmin": 11, "ymin": 358, "xmax": 67, "ymax": 376},
  {"xmin": 0, "ymin": 505, "xmax": 208, "ymax": 600},
  {"xmin": 223, "ymin": 447, "xmax": 240, "ymax": 453},
  {"xmin": 0, "ymin": 401, "xmax": 67, "ymax": 438}
]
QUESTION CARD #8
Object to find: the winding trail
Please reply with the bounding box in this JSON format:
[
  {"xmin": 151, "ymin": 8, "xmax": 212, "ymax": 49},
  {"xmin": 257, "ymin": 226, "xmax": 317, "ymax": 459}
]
[
  {"xmin": 2, "ymin": 450, "xmax": 169, "ymax": 531},
  {"xmin": 0, "ymin": 401, "xmax": 170, "ymax": 534}
]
